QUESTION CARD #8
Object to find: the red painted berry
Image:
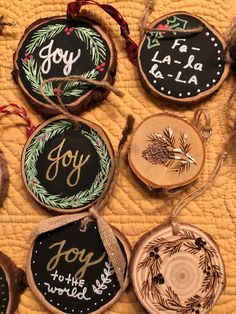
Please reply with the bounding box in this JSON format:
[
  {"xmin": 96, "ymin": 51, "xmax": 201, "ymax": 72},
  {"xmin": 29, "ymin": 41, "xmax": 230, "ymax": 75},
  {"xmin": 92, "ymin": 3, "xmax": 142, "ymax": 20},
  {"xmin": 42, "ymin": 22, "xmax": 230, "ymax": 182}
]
[
  {"xmin": 29, "ymin": 55, "xmax": 33, "ymax": 59},
  {"xmin": 69, "ymin": 27, "xmax": 73, "ymax": 32},
  {"xmin": 66, "ymin": 32, "xmax": 70, "ymax": 35},
  {"xmin": 65, "ymin": 27, "xmax": 69, "ymax": 32},
  {"xmin": 101, "ymin": 62, "xmax": 105, "ymax": 67},
  {"xmin": 96, "ymin": 65, "xmax": 101, "ymax": 69},
  {"xmin": 25, "ymin": 52, "xmax": 29, "ymax": 57},
  {"xmin": 53, "ymin": 88, "xmax": 58, "ymax": 93},
  {"xmin": 24, "ymin": 58, "xmax": 28, "ymax": 62},
  {"xmin": 100, "ymin": 68, "xmax": 104, "ymax": 72}
]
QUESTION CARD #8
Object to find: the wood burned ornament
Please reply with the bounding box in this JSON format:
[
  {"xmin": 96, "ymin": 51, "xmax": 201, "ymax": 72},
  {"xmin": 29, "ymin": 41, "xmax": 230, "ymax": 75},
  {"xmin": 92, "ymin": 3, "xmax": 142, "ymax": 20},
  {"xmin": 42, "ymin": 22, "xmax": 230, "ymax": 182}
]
[
  {"xmin": 130, "ymin": 223, "xmax": 226, "ymax": 314},
  {"xmin": 13, "ymin": 16, "xmax": 117, "ymax": 115},
  {"xmin": 27, "ymin": 215, "xmax": 131, "ymax": 314},
  {"xmin": 0, "ymin": 150, "xmax": 9, "ymax": 206},
  {"xmin": 21, "ymin": 115, "xmax": 114, "ymax": 213},
  {"xmin": 138, "ymin": 12, "xmax": 229, "ymax": 103},
  {"xmin": 0, "ymin": 251, "xmax": 27, "ymax": 314},
  {"xmin": 128, "ymin": 112, "xmax": 206, "ymax": 190}
]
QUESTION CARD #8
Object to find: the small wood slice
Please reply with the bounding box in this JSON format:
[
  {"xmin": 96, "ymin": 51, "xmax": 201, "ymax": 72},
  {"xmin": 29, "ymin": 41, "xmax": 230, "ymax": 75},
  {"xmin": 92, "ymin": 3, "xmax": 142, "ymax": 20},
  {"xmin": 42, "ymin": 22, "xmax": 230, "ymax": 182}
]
[
  {"xmin": 137, "ymin": 12, "xmax": 230, "ymax": 103},
  {"xmin": 21, "ymin": 115, "xmax": 114, "ymax": 213},
  {"xmin": 130, "ymin": 223, "xmax": 226, "ymax": 314},
  {"xmin": 0, "ymin": 251, "xmax": 27, "ymax": 314},
  {"xmin": 26, "ymin": 213, "xmax": 131, "ymax": 314},
  {"xmin": 13, "ymin": 16, "xmax": 117, "ymax": 116},
  {"xmin": 128, "ymin": 112, "xmax": 205, "ymax": 190},
  {"xmin": 0, "ymin": 150, "xmax": 9, "ymax": 207}
]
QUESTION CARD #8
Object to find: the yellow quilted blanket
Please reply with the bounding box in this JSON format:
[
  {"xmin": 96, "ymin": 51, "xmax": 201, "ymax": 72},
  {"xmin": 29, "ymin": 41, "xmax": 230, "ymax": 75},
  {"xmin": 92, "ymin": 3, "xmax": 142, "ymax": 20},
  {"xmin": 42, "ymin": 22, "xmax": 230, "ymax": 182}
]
[{"xmin": 0, "ymin": 0, "xmax": 236, "ymax": 313}]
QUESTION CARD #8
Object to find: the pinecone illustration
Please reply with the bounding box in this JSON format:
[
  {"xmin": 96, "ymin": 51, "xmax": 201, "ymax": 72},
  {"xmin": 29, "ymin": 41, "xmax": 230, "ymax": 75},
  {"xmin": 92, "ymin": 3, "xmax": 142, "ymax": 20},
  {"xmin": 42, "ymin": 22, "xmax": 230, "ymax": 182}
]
[{"xmin": 142, "ymin": 140, "xmax": 172, "ymax": 165}]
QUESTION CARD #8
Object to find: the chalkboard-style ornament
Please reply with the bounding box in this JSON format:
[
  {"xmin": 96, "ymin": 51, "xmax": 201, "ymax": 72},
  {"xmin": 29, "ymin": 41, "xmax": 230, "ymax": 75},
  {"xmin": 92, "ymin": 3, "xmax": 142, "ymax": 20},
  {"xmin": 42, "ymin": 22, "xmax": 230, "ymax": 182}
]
[
  {"xmin": 0, "ymin": 149, "xmax": 9, "ymax": 207},
  {"xmin": 0, "ymin": 251, "xmax": 27, "ymax": 314},
  {"xmin": 128, "ymin": 111, "xmax": 210, "ymax": 190},
  {"xmin": 21, "ymin": 115, "xmax": 114, "ymax": 213},
  {"xmin": 138, "ymin": 12, "xmax": 230, "ymax": 103},
  {"xmin": 130, "ymin": 223, "xmax": 226, "ymax": 314},
  {"xmin": 27, "ymin": 213, "xmax": 131, "ymax": 314},
  {"xmin": 13, "ymin": 16, "xmax": 117, "ymax": 115}
]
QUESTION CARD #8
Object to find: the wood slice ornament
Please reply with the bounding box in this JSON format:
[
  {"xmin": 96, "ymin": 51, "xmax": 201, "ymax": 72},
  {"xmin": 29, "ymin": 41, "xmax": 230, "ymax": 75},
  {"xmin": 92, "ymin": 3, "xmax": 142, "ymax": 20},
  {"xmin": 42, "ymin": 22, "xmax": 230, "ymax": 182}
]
[
  {"xmin": 128, "ymin": 111, "xmax": 208, "ymax": 190},
  {"xmin": 26, "ymin": 213, "xmax": 131, "ymax": 314},
  {"xmin": 21, "ymin": 114, "xmax": 114, "ymax": 213},
  {"xmin": 0, "ymin": 251, "xmax": 27, "ymax": 314},
  {"xmin": 13, "ymin": 16, "xmax": 117, "ymax": 115},
  {"xmin": 0, "ymin": 150, "xmax": 9, "ymax": 207},
  {"xmin": 137, "ymin": 12, "xmax": 230, "ymax": 103},
  {"xmin": 130, "ymin": 223, "xmax": 226, "ymax": 314}
]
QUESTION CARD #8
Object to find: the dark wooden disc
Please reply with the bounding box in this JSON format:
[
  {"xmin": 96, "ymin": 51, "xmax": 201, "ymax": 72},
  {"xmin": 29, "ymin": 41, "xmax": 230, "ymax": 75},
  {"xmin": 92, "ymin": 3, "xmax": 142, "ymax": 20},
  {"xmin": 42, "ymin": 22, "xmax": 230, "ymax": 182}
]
[
  {"xmin": 26, "ymin": 213, "xmax": 131, "ymax": 314},
  {"xmin": 128, "ymin": 112, "xmax": 206, "ymax": 190},
  {"xmin": 0, "ymin": 251, "xmax": 27, "ymax": 314},
  {"xmin": 137, "ymin": 12, "xmax": 230, "ymax": 103},
  {"xmin": 0, "ymin": 149, "xmax": 9, "ymax": 207},
  {"xmin": 21, "ymin": 115, "xmax": 114, "ymax": 213},
  {"xmin": 130, "ymin": 223, "xmax": 226, "ymax": 314},
  {"xmin": 13, "ymin": 16, "xmax": 117, "ymax": 116}
]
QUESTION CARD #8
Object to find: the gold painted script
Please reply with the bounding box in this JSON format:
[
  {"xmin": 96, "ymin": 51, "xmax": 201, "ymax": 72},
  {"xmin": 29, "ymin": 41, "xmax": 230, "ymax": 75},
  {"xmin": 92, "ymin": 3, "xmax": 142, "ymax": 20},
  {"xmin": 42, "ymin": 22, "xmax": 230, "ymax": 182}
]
[
  {"xmin": 46, "ymin": 138, "xmax": 90, "ymax": 187},
  {"xmin": 47, "ymin": 240, "xmax": 106, "ymax": 280}
]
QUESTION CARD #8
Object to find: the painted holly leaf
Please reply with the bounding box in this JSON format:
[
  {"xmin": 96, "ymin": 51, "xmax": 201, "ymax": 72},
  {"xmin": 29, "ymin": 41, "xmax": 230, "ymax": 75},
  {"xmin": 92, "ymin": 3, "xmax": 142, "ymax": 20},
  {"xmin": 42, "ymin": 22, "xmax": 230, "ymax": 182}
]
[
  {"xmin": 167, "ymin": 16, "xmax": 188, "ymax": 33},
  {"xmin": 147, "ymin": 31, "xmax": 164, "ymax": 49}
]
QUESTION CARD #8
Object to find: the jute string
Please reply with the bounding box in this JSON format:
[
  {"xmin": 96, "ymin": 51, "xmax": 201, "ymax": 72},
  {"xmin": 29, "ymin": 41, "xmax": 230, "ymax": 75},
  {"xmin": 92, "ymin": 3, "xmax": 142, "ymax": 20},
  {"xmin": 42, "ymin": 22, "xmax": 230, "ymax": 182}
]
[
  {"xmin": 40, "ymin": 75, "xmax": 124, "ymax": 128},
  {"xmin": 169, "ymin": 92, "xmax": 236, "ymax": 236},
  {"xmin": 139, "ymin": 0, "xmax": 203, "ymax": 37},
  {"xmin": 29, "ymin": 115, "xmax": 135, "ymax": 287}
]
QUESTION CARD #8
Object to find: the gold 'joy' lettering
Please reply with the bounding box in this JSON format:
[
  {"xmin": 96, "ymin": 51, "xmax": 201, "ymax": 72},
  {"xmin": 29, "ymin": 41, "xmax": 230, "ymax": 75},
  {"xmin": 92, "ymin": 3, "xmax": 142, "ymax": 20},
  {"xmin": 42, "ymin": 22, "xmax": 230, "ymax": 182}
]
[
  {"xmin": 46, "ymin": 138, "xmax": 90, "ymax": 187},
  {"xmin": 47, "ymin": 240, "xmax": 106, "ymax": 280}
]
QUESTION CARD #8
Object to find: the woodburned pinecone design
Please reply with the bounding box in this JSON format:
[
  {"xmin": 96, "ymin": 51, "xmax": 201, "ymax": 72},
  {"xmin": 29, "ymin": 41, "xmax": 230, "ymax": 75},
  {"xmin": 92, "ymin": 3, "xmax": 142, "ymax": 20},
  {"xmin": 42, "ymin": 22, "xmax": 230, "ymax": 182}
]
[{"xmin": 142, "ymin": 128, "xmax": 197, "ymax": 174}]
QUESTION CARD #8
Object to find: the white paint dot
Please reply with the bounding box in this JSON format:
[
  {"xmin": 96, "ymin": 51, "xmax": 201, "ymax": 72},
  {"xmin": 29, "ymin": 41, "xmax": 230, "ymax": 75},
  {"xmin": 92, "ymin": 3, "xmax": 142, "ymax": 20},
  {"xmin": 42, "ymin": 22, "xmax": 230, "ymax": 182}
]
[
  {"xmin": 197, "ymin": 89, "xmax": 201, "ymax": 93},
  {"xmin": 214, "ymin": 43, "xmax": 218, "ymax": 47},
  {"xmin": 57, "ymin": 303, "xmax": 60, "ymax": 306},
  {"xmin": 168, "ymin": 91, "xmax": 171, "ymax": 95},
  {"xmin": 217, "ymin": 72, "xmax": 221, "ymax": 75},
  {"xmin": 206, "ymin": 32, "xmax": 210, "ymax": 36},
  {"xmin": 218, "ymin": 57, "xmax": 221, "ymax": 61},
  {"xmin": 32, "ymin": 261, "xmax": 35, "ymax": 263},
  {"xmin": 211, "ymin": 37, "xmax": 215, "ymax": 41},
  {"xmin": 161, "ymin": 87, "xmax": 164, "ymax": 91},
  {"xmin": 94, "ymin": 303, "xmax": 97, "ymax": 305},
  {"xmin": 153, "ymin": 80, "xmax": 157, "ymax": 84},
  {"xmin": 212, "ymin": 79, "xmax": 216, "ymax": 83},
  {"xmin": 218, "ymin": 64, "xmax": 222, "ymax": 67},
  {"xmin": 217, "ymin": 50, "xmax": 221, "ymax": 54},
  {"xmin": 87, "ymin": 309, "xmax": 90, "ymax": 311},
  {"xmin": 38, "ymin": 283, "xmax": 40, "ymax": 286},
  {"xmin": 50, "ymin": 300, "xmax": 53, "ymax": 303},
  {"xmin": 39, "ymin": 242, "xmax": 42, "ymax": 245},
  {"xmin": 179, "ymin": 93, "xmax": 182, "ymax": 97},
  {"xmin": 206, "ymin": 84, "xmax": 210, "ymax": 87},
  {"xmin": 65, "ymin": 308, "xmax": 67, "ymax": 310},
  {"xmin": 80, "ymin": 311, "xmax": 82, "ymax": 314},
  {"xmin": 113, "ymin": 285, "xmax": 115, "ymax": 287},
  {"xmin": 187, "ymin": 92, "xmax": 191, "ymax": 96},
  {"xmin": 101, "ymin": 299, "xmax": 103, "ymax": 302},
  {"xmin": 108, "ymin": 293, "xmax": 111, "ymax": 296},
  {"xmin": 35, "ymin": 250, "xmax": 38, "ymax": 253},
  {"xmin": 44, "ymin": 292, "xmax": 47, "ymax": 295}
]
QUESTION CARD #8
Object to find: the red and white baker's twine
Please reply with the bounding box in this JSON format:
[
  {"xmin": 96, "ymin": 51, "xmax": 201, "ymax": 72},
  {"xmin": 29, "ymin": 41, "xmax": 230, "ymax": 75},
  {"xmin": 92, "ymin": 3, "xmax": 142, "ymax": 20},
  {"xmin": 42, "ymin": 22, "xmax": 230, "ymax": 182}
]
[{"xmin": 0, "ymin": 103, "xmax": 36, "ymax": 137}]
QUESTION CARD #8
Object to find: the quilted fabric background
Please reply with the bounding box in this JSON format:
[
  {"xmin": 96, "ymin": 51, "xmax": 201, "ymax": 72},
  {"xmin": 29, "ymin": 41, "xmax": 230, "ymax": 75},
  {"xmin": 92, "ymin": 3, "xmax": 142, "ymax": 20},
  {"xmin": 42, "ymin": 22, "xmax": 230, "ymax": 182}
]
[{"xmin": 0, "ymin": 0, "xmax": 236, "ymax": 313}]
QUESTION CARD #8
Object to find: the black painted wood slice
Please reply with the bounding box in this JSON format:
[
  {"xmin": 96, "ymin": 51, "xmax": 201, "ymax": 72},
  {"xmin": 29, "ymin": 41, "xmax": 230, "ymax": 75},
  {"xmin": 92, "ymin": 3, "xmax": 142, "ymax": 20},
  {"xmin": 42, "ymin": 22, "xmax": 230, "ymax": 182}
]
[
  {"xmin": 130, "ymin": 223, "xmax": 226, "ymax": 314},
  {"xmin": 128, "ymin": 112, "xmax": 206, "ymax": 190},
  {"xmin": 13, "ymin": 16, "xmax": 117, "ymax": 115},
  {"xmin": 26, "ymin": 214, "xmax": 131, "ymax": 314},
  {"xmin": 0, "ymin": 150, "xmax": 9, "ymax": 207},
  {"xmin": 21, "ymin": 115, "xmax": 114, "ymax": 213},
  {"xmin": 0, "ymin": 251, "xmax": 27, "ymax": 314},
  {"xmin": 137, "ymin": 12, "xmax": 229, "ymax": 103}
]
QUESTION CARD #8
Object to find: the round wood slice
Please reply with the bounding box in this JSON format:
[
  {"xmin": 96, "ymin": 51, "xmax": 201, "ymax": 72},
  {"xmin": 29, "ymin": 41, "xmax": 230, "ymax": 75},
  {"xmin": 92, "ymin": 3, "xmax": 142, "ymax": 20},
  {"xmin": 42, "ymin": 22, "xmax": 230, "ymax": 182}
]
[
  {"xmin": 130, "ymin": 223, "xmax": 226, "ymax": 314},
  {"xmin": 21, "ymin": 115, "xmax": 114, "ymax": 213},
  {"xmin": 137, "ymin": 12, "xmax": 230, "ymax": 103},
  {"xmin": 0, "ymin": 149, "xmax": 9, "ymax": 207},
  {"xmin": 13, "ymin": 16, "xmax": 117, "ymax": 116},
  {"xmin": 0, "ymin": 251, "xmax": 27, "ymax": 314},
  {"xmin": 128, "ymin": 112, "xmax": 206, "ymax": 190},
  {"xmin": 26, "ymin": 213, "xmax": 131, "ymax": 314}
]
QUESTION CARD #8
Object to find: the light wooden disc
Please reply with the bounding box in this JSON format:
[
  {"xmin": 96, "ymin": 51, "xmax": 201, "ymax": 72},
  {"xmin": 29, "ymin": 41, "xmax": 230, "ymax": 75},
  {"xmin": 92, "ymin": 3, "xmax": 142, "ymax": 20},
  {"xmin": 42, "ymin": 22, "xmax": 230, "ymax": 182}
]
[
  {"xmin": 21, "ymin": 115, "xmax": 114, "ymax": 213},
  {"xmin": 130, "ymin": 223, "xmax": 226, "ymax": 314},
  {"xmin": 0, "ymin": 149, "xmax": 9, "ymax": 207},
  {"xmin": 137, "ymin": 12, "xmax": 230, "ymax": 103},
  {"xmin": 128, "ymin": 113, "xmax": 206, "ymax": 190}
]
